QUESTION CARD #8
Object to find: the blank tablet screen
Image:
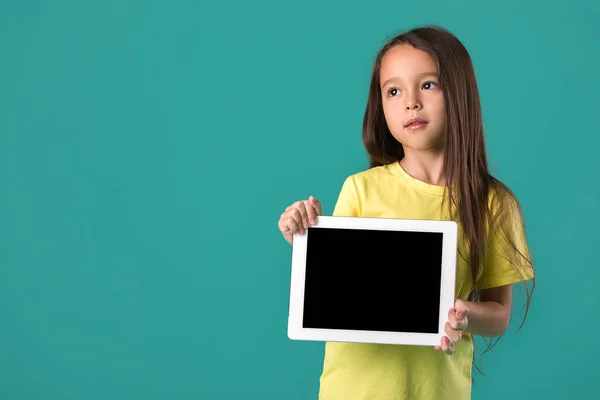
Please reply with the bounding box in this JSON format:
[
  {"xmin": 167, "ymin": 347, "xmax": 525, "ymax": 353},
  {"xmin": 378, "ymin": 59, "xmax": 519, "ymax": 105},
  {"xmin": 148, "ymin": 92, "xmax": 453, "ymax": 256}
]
[{"xmin": 302, "ymin": 227, "xmax": 444, "ymax": 334}]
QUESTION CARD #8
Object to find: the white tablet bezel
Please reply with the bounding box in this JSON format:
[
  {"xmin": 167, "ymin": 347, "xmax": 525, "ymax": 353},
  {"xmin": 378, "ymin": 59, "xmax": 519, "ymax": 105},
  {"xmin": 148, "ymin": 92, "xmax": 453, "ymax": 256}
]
[{"xmin": 287, "ymin": 215, "xmax": 458, "ymax": 346}]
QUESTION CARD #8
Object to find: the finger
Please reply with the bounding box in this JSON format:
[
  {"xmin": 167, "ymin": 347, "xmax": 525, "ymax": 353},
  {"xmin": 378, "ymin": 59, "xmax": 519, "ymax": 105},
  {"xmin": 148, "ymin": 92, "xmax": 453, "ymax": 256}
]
[
  {"xmin": 448, "ymin": 309, "xmax": 459, "ymax": 330},
  {"xmin": 277, "ymin": 217, "xmax": 293, "ymax": 244},
  {"xmin": 441, "ymin": 336, "xmax": 449, "ymax": 353},
  {"xmin": 278, "ymin": 211, "xmax": 302, "ymax": 243},
  {"xmin": 445, "ymin": 322, "xmax": 462, "ymax": 343},
  {"xmin": 449, "ymin": 307, "xmax": 468, "ymax": 331},
  {"xmin": 289, "ymin": 203, "xmax": 309, "ymax": 230},
  {"xmin": 295, "ymin": 202, "xmax": 311, "ymax": 229},
  {"xmin": 309, "ymin": 195, "xmax": 323, "ymax": 216},
  {"xmin": 454, "ymin": 299, "xmax": 469, "ymax": 320},
  {"xmin": 442, "ymin": 336, "xmax": 454, "ymax": 355},
  {"xmin": 278, "ymin": 213, "xmax": 294, "ymax": 234},
  {"xmin": 287, "ymin": 209, "xmax": 305, "ymax": 235},
  {"xmin": 303, "ymin": 200, "xmax": 318, "ymax": 225},
  {"xmin": 448, "ymin": 307, "xmax": 457, "ymax": 327}
]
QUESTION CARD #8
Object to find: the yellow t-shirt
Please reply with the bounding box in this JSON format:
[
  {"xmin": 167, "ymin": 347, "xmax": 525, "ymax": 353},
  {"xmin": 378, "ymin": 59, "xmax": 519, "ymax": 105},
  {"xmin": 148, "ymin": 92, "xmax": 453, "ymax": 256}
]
[{"xmin": 318, "ymin": 161, "xmax": 534, "ymax": 400}]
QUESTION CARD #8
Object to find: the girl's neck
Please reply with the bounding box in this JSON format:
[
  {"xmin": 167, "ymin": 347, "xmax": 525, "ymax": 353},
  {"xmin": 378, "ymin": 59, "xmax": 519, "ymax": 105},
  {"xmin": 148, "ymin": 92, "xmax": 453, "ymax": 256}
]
[{"xmin": 399, "ymin": 151, "xmax": 446, "ymax": 186}]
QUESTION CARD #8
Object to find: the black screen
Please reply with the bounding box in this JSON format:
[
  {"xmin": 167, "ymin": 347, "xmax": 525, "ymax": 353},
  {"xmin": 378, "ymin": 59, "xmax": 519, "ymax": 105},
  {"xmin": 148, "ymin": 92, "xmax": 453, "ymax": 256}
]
[{"xmin": 302, "ymin": 227, "xmax": 443, "ymax": 334}]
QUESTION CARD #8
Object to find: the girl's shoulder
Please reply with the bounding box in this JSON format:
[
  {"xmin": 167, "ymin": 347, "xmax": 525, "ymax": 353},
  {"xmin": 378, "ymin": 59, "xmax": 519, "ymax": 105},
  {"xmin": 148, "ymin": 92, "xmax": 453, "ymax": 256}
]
[{"xmin": 486, "ymin": 180, "xmax": 523, "ymax": 222}]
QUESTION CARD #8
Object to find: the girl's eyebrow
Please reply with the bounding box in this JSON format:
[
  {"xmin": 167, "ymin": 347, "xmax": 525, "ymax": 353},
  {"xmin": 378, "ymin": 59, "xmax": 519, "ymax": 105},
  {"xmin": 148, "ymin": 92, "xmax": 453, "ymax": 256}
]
[{"xmin": 381, "ymin": 72, "xmax": 439, "ymax": 88}]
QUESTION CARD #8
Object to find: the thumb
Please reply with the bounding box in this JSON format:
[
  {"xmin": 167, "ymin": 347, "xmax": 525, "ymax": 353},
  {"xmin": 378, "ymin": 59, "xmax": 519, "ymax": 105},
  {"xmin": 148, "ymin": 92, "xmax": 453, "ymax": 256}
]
[
  {"xmin": 454, "ymin": 299, "xmax": 469, "ymax": 319},
  {"xmin": 309, "ymin": 195, "xmax": 322, "ymax": 215}
]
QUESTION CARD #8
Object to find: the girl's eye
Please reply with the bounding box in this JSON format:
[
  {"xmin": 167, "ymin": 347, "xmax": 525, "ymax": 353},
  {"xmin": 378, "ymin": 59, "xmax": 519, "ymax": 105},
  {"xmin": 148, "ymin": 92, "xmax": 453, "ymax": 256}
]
[
  {"xmin": 423, "ymin": 81, "xmax": 438, "ymax": 90},
  {"xmin": 388, "ymin": 88, "xmax": 400, "ymax": 96}
]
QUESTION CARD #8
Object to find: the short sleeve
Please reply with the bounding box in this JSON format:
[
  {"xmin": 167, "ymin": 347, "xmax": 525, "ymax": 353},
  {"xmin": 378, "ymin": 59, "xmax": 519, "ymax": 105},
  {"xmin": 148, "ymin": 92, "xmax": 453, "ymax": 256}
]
[
  {"xmin": 479, "ymin": 195, "xmax": 535, "ymax": 290},
  {"xmin": 332, "ymin": 176, "xmax": 361, "ymax": 218}
]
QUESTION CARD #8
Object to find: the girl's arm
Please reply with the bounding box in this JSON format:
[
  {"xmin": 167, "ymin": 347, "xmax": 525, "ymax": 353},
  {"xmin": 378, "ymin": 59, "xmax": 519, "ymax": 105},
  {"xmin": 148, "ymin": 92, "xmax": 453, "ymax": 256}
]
[{"xmin": 464, "ymin": 284, "xmax": 512, "ymax": 337}]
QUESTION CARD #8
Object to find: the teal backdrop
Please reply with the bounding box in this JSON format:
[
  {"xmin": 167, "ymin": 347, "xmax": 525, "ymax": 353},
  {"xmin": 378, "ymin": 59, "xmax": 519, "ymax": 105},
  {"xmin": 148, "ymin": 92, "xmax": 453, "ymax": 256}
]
[{"xmin": 1, "ymin": 0, "xmax": 598, "ymax": 399}]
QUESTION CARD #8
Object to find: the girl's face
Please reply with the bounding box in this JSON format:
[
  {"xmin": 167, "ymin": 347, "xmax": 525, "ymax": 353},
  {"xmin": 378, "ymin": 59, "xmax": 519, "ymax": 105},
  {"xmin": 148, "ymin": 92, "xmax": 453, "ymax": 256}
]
[{"xmin": 379, "ymin": 44, "xmax": 447, "ymax": 154}]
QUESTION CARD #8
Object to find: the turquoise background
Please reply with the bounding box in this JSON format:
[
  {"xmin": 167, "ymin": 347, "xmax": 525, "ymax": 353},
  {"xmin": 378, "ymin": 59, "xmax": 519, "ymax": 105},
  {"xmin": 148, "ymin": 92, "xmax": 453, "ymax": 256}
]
[{"xmin": 1, "ymin": 0, "xmax": 598, "ymax": 398}]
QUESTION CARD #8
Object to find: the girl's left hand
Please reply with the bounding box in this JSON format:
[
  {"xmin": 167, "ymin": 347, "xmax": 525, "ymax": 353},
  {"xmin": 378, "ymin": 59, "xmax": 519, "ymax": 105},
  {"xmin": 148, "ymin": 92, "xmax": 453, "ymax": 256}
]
[{"xmin": 434, "ymin": 299, "xmax": 469, "ymax": 355}]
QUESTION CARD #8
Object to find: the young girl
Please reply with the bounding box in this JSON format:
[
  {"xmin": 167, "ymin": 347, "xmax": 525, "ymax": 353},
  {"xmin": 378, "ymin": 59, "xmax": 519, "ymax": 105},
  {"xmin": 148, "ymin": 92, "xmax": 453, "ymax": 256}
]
[{"xmin": 277, "ymin": 26, "xmax": 535, "ymax": 399}]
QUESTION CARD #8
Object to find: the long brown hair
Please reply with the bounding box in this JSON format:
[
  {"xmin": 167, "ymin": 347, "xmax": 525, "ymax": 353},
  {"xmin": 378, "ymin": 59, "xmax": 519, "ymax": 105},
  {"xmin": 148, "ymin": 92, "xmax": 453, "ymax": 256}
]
[{"xmin": 362, "ymin": 25, "xmax": 535, "ymax": 368}]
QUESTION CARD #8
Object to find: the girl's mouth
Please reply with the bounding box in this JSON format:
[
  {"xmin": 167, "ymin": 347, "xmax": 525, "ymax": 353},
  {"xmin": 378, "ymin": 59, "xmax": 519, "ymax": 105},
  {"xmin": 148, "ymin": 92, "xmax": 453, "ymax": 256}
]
[{"xmin": 405, "ymin": 118, "xmax": 428, "ymax": 130}]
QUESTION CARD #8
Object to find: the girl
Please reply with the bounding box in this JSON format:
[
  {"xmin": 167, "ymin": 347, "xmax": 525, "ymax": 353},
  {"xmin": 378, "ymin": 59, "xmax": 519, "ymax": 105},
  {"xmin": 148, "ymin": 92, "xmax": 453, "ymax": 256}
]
[{"xmin": 277, "ymin": 26, "xmax": 535, "ymax": 399}]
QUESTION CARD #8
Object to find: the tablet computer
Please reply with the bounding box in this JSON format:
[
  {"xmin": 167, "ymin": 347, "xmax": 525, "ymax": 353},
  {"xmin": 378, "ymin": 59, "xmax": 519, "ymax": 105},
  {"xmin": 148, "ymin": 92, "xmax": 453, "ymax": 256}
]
[{"xmin": 287, "ymin": 215, "xmax": 458, "ymax": 346}]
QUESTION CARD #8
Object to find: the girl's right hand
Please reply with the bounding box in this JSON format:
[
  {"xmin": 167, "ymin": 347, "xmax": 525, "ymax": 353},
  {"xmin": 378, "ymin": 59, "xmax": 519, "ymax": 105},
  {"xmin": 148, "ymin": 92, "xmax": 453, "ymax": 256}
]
[{"xmin": 277, "ymin": 195, "xmax": 323, "ymax": 245}]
